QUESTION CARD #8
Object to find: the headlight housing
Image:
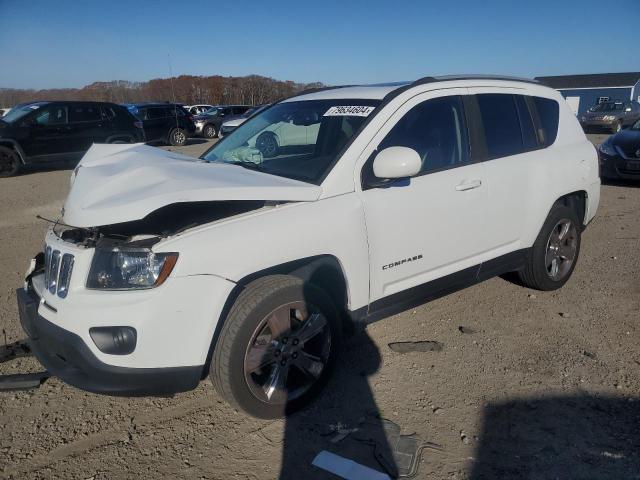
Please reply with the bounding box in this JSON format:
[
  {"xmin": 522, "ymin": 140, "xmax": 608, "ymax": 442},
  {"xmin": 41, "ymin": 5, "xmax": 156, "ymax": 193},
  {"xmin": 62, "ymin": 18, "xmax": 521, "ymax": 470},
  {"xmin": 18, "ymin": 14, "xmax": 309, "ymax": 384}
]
[
  {"xmin": 603, "ymin": 115, "xmax": 616, "ymax": 121},
  {"xmin": 87, "ymin": 249, "xmax": 178, "ymax": 290},
  {"xmin": 598, "ymin": 140, "xmax": 617, "ymax": 157}
]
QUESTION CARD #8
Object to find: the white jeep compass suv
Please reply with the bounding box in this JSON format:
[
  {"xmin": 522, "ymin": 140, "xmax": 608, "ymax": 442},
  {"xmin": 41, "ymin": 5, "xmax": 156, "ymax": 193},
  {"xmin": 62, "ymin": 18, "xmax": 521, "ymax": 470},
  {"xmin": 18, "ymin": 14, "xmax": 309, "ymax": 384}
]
[{"xmin": 17, "ymin": 76, "xmax": 600, "ymax": 418}]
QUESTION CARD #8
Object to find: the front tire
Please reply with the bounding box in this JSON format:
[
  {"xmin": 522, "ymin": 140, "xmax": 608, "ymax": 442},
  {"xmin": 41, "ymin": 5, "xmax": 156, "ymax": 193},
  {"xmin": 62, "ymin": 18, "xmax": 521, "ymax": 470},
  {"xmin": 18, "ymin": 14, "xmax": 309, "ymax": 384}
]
[
  {"xmin": 211, "ymin": 275, "xmax": 341, "ymax": 418},
  {"xmin": 518, "ymin": 203, "xmax": 581, "ymax": 291},
  {"xmin": 169, "ymin": 128, "xmax": 188, "ymax": 146},
  {"xmin": 0, "ymin": 146, "xmax": 20, "ymax": 178},
  {"xmin": 203, "ymin": 124, "xmax": 217, "ymax": 139}
]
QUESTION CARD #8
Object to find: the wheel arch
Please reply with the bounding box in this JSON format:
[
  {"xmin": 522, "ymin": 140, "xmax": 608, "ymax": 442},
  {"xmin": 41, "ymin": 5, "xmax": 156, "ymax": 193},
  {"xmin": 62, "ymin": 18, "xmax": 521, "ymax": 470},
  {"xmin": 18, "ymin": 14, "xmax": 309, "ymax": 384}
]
[
  {"xmin": 200, "ymin": 255, "xmax": 350, "ymax": 379},
  {"xmin": 0, "ymin": 139, "xmax": 27, "ymax": 164},
  {"xmin": 554, "ymin": 190, "xmax": 587, "ymax": 226}
]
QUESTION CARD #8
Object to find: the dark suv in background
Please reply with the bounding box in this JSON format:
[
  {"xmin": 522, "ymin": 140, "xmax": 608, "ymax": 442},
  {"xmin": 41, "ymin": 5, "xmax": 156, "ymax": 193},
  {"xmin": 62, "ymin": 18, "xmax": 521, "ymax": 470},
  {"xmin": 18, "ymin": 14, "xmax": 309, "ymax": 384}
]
[
  {"xmin": 125, "ymin": 103, "xmax": 196, "ymax": 146},
  {"xmin": 0, "ymin": 101, "xmax": 143, "ymax": 177},
  {"xmin": 193, "ymin": 105, "xmax": 251, "ymax": 138},
  {"xmin": 580, "ymin": 101, "xmax": 640, "ymax": 133}
]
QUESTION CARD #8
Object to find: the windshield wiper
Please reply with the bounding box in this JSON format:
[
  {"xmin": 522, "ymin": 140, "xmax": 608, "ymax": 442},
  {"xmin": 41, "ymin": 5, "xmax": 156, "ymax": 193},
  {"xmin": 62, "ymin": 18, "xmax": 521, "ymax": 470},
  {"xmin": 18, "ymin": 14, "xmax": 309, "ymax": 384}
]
[{"xmin": 231, "ymin": 160, "xmax": 265, "ymax": 172}]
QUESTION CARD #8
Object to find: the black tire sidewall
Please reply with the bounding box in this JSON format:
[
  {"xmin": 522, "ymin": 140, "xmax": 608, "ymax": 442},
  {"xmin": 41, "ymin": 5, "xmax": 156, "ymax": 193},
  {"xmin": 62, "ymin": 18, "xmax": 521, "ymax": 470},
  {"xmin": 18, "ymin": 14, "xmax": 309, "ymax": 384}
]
[
  {"xmin": 204, "ymin": 124, "xmax": 217, "ymax": 139},
  {"xmin": 529, "ymin": 204, "xmax": 581, "ymax": 291},
  {"xmin": 0, "ymin": 147, "xmax": 20, "ymax": 178},
  {"xmin": 220, "ymin": 280, "xmax": 341, "ymax": 418},
  {"xmin": 170, "ymin": 128, "xmax": 187, "ymax": 146}
]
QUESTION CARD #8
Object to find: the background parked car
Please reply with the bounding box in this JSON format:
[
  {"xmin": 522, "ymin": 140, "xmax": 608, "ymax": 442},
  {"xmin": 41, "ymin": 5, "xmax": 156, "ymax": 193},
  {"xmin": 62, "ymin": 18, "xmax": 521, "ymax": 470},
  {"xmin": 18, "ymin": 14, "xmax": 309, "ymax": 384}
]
[
  {"xmin": 580, "ymin": 101, "xmax": 640, "ymax": 133},
  {"xmin": 184, "ymin": 104, "xmax": 214, "ymax": 115},
  {"xmin": 193, "ymin": 105, "xmax": 251, "ymax": 138},
  {"xmin": 0, "ymin": 101, "xmax": 144, "ymax": 177},
  {"xmin": 125, "ymin": 103, "xmax": 195, "ymax": 146},
  {"xmin": 598, "ymin": 118, "xmax": 640, "ymax": 180},
  {"xmin": 218, "ymin": 105, "xmax": 269, "ymax": 138}
]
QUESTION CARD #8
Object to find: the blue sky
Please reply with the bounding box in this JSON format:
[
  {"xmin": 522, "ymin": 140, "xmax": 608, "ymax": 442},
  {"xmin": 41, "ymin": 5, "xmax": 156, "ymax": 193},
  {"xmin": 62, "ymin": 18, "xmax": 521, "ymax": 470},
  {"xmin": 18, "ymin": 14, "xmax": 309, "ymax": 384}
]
[{"xmin": 0, "ymin": 0, "xmax": 638, "ymax": 89}]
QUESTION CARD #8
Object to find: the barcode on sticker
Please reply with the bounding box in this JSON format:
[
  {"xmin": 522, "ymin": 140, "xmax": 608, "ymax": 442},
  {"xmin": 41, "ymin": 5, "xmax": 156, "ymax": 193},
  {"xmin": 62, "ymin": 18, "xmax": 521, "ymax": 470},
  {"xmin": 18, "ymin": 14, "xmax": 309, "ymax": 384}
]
[{"xmin": 324, "ymin": 106, "xmax": 375, "ymax": 117}]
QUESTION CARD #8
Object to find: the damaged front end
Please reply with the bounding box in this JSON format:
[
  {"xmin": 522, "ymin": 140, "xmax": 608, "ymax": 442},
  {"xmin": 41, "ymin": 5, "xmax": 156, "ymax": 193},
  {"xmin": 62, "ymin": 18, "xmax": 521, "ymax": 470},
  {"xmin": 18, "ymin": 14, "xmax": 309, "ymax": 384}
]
[{"xmin": 53, "ymin": 200, "xmax": 267, "ymax": 291}]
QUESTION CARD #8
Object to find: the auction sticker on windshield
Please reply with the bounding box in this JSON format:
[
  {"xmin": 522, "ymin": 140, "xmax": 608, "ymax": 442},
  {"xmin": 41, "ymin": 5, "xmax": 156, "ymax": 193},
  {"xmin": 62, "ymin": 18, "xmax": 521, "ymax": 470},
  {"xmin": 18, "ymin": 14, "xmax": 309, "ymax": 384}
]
[{"xmin": 323, "ymin": 106, "xmax": 375, "ymax": 117}]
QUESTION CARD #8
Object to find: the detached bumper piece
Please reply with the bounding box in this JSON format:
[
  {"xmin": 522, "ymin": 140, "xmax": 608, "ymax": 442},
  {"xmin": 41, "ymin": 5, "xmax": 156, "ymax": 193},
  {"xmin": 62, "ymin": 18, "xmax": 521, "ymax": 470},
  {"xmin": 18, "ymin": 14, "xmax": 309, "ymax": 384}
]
[{"xmin": 16, "ymin": 287, "xmax": 202, "ymax": 396}]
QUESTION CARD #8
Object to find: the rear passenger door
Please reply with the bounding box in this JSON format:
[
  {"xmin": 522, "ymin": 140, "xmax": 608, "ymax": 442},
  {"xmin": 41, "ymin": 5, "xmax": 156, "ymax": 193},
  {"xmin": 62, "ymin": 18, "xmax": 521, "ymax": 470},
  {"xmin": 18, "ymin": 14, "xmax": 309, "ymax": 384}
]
[
  {"xmin": 467, "ymin": 89, "xmax": 556, "ymax": 256},
  {"xmin": 145, "ymin": 107, "xmax": 171, "ymax": 142},
  {"xmin": 67, "ymin": 103, "xmax": 108, "ymax": 151}
]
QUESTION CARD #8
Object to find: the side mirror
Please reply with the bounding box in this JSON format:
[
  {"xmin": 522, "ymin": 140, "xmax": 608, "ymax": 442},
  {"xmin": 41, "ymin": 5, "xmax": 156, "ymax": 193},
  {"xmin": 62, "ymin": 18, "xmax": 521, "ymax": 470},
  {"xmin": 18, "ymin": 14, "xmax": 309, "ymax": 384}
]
[{"xmin": 373, "ymin": 147, "xmax": 421, "ymax": 179}]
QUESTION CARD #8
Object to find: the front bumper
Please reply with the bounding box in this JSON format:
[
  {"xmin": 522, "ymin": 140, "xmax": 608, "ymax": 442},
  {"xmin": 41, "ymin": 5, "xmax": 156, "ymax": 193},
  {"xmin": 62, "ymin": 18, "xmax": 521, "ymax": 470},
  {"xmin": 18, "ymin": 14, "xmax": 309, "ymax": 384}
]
[
  {"xmin": 17, "ymin": 287, "xmax": 202, "ymax": 396},
  {"xmin": 599, "ymin": 152, "xmax": 640, "ymax": 180}
]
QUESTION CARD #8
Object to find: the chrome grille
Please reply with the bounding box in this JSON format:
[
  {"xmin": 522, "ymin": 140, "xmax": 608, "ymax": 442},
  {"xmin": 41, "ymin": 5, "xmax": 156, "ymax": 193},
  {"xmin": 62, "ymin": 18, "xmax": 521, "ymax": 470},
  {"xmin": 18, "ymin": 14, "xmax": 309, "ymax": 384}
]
[{"xmin": 44, "ymin": 246, "xmax": 74, "ymax": 298}]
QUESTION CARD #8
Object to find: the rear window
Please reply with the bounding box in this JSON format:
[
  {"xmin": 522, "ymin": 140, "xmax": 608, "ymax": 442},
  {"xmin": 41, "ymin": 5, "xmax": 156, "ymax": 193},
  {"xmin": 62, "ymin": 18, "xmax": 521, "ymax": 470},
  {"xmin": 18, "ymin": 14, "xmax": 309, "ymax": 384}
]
[
  {"xmin": 532, "ymin": 97, "xmax": 559, "ymax": 147},
  {"xmin": 477, "ymin": 94, "xmax": 523, "ymax": 159}
]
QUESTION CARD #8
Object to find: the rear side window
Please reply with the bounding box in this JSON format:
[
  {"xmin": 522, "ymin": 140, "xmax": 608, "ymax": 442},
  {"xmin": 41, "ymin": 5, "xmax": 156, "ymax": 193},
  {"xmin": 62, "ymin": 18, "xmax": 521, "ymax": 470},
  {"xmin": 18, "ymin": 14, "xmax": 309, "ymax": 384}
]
[
  {"xmin": 476, "ymin": 94, "xmax": 523, "ymax": 159},
  {"xmin": 148, "ymin": 107, "xmax": 168, "ymax": 119},
  {"xmin": 69, "ymin": 105, "xmax": 101, "ymax": 123},
  {"xmin": 379, "ymin": 95, "xmax": 470, "ymax": 174},
  {"xmin": 532, "ymin": 97, "xmax": 559, "ymax": 147}
]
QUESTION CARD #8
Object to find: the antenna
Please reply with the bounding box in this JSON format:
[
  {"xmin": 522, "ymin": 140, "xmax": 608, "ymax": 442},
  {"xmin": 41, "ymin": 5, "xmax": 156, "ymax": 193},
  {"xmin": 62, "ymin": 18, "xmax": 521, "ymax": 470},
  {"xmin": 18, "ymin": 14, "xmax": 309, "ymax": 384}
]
[{"xmin": 167, "ymin": 53, "xmax": 179, "ymax": 129}]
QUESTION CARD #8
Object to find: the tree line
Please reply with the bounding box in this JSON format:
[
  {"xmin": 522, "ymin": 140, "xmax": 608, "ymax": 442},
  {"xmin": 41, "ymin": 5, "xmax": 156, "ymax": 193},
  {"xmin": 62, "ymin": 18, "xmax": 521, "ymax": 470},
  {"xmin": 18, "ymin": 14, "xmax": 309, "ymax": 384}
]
[{"xmin": 0, "ymin": 75, "xmax": 325, "ymax": 108}]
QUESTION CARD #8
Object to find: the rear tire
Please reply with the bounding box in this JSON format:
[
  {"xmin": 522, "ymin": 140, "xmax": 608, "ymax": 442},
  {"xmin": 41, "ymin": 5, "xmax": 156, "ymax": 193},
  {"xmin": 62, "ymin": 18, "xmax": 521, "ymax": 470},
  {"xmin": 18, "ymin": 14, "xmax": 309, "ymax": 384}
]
[
  {"xmin": 0, "ymin": 146, "xmax": 20, "ymax": 178},
  {"xmin": 169, "ymin": 128, "xmax": 187, "ymax": 146},
  {"xmin": 518, "ymin": 203, "xmax": 581, "ymax": 291},
  {"xmin": 203, "ymin": 124, "xmax": 217, "ymax": 139},
  {"xmin": 211, "ymin": 275, "xmax": 341, "ymax": 418}
]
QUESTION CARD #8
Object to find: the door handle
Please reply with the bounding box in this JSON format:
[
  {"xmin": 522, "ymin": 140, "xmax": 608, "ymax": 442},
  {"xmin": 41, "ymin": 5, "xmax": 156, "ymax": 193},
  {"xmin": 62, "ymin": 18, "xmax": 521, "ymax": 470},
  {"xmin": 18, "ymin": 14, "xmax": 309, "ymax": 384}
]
[{"xmin": 455, "ymin": 179, "xmax": 482, "ymax": 191}]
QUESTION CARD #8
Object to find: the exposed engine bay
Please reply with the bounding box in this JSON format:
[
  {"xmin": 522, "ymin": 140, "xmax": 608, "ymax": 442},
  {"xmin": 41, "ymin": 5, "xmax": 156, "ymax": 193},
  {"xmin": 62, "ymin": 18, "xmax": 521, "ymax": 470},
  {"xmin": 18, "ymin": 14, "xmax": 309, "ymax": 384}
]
[{"xmin": 53, "ymin": 200, "xmax": 267, "ymax": 248}]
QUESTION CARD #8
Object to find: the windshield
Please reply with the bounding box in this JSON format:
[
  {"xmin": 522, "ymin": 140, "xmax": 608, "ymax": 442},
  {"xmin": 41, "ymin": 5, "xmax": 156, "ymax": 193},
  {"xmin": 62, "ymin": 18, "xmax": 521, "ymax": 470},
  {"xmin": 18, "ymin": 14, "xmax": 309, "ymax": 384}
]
[
  {"xmin": 1, "ymin": 103, "xmax": 42, "ymax": 123},
  {"xmin": 590, "ymin": 103, "xmax": 623, "ymax": 112},
  {"xmin": 202, "ymin": 99, "xmax": 380, "ymax": 184}
]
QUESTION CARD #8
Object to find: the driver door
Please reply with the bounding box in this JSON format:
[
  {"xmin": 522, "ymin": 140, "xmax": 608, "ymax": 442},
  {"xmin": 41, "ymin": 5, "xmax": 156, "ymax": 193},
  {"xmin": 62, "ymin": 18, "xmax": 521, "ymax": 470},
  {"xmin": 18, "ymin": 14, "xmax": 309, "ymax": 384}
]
[{"xmin": 358, "ymin": 90, "xmax": 491, "ymax": 304}]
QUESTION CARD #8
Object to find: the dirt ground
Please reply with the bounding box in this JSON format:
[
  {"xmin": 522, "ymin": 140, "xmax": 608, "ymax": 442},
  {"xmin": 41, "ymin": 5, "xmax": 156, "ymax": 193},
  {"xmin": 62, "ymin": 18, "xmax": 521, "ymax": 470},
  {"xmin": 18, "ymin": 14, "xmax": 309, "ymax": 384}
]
[{"xmin": 1, "ymin": 134, "xmax": 638, "ymax": 479}]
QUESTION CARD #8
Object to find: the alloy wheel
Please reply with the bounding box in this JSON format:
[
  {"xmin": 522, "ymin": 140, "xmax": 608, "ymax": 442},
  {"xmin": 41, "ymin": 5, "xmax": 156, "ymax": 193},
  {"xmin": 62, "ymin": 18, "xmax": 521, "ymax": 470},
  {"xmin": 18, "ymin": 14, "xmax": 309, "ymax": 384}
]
[
  {"xmin": 243, "ymin": 301, "xmax": 331, "ymax": 405},
  {"xmin": 545, "ymin": 219, "xmax": 578, "ymax": 281}
]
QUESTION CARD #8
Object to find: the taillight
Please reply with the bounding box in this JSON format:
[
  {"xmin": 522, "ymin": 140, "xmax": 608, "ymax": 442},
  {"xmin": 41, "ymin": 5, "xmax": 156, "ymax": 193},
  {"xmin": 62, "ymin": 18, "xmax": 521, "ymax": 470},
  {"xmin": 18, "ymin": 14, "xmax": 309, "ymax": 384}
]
[{"xmin": 134, "ymin": 121, "xmax": 143, "ymax": 129}]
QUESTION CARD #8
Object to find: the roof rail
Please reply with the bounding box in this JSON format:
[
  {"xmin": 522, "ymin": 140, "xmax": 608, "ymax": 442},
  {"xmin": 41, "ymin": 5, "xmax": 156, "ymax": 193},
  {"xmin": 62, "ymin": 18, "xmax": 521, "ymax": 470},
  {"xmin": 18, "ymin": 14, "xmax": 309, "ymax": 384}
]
[{"xmin": 412, "ymin": 74, "xmax": 539, "ymax": 86}]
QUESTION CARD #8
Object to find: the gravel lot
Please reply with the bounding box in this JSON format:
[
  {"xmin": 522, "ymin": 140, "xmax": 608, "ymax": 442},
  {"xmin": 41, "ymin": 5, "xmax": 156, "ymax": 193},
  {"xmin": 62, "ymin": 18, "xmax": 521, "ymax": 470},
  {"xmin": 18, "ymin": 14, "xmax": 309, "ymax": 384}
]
[{"xmin": 1, "ymin": 134, "xmax": 638, "ymax": 479}]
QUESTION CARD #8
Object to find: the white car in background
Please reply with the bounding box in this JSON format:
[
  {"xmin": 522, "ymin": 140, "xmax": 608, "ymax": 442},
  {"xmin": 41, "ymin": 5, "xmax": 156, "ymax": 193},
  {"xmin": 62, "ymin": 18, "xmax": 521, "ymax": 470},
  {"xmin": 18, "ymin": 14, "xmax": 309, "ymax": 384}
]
[
  {"xmin": 0, "ymin": 107, "xmax": 11, "ymax": 117},
  {"xmin": 218, "ymin": 105, "xmax": 269, "ymax": 138},
  {"xmin": 17, "ymin": 75, "xmax": 600, "ymax": 419},
  {"xmin": 184, "ymin": 104, "xmax": 214, "ymax": 115}
]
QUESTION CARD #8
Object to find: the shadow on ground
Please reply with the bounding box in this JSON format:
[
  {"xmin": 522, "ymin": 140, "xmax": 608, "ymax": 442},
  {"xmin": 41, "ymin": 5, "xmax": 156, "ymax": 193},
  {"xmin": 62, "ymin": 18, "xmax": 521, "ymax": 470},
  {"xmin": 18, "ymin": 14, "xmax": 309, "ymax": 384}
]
[
  {"xmin": 470, "ymin": 394, "xmax": 640, "ymax": 479},
  {"xmin": 278, "ymin": 329, "xmax": 399, "ymax": 479}
]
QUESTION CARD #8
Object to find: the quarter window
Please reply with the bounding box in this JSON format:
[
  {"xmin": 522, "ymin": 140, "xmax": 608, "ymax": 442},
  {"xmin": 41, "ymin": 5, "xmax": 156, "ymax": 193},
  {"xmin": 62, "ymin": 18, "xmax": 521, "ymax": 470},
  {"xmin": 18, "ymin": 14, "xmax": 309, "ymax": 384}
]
[
  {"xmin": 476, "ymin": 94, "xmax": 523, "ymax": 159},
  {"xmin": 532, "ymin": 97, "xmax": 559, "ymax": 147},
  {"xmin": 378, "ymin": 95, "xmax": 470, "ymax": 174}
]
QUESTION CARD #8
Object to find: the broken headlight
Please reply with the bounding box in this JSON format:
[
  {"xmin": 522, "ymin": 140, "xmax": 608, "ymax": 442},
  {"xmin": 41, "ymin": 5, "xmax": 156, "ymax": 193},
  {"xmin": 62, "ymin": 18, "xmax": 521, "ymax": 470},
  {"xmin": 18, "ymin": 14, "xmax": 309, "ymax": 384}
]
[{"xmin": 87, "ymin": 249, "xmax": 178, "ymax": 290}]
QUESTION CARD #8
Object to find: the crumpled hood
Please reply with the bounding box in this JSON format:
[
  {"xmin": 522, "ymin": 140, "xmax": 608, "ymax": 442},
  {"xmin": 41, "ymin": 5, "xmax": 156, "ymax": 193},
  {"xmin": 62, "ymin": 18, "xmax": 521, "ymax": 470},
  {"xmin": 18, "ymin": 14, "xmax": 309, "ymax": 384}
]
[{"xmin": 63, "ymin": 143, "xmax": 321, "ymax": 227}]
